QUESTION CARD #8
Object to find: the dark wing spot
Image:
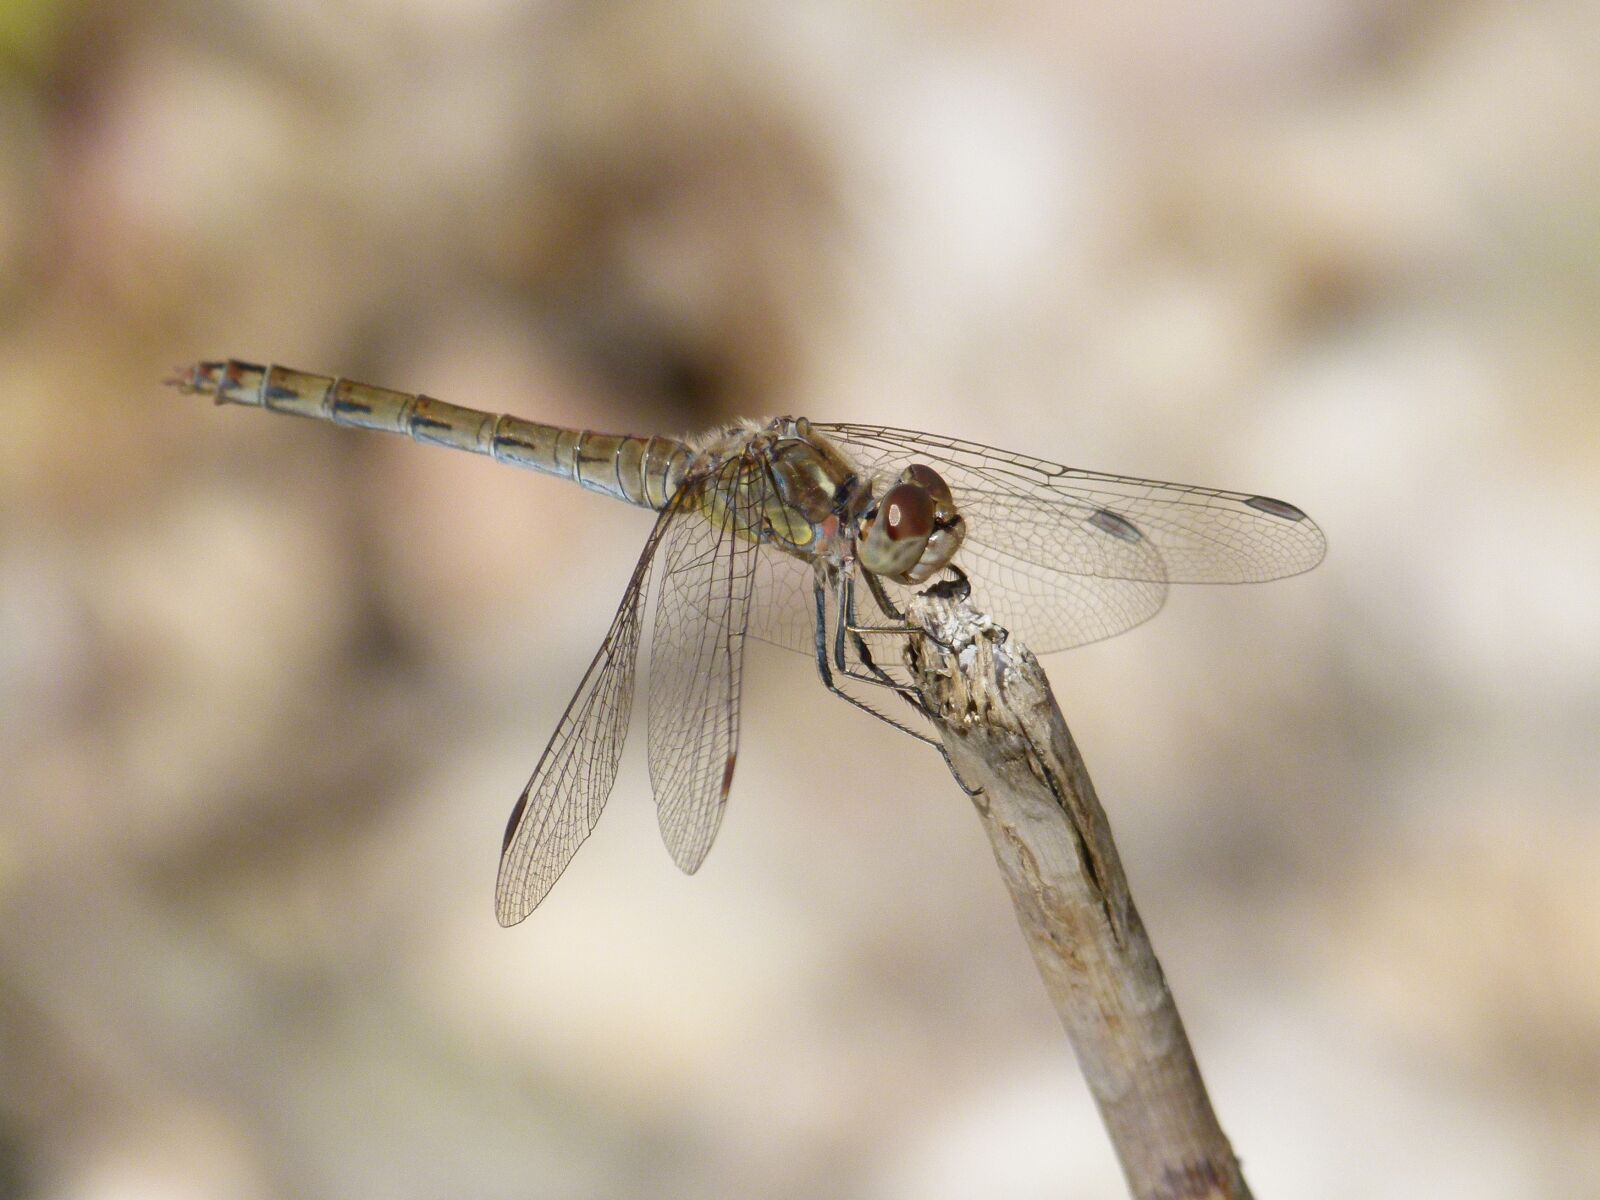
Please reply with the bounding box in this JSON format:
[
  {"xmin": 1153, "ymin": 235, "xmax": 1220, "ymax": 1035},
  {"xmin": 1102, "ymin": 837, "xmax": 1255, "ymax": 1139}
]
[
  {"xmin": 1088, "ymin": 508, "xmax": 1143, "ymax": 543},
  {"xmin": 501, "ymin": 793, "xmax": 528, "ymax": 854},
  {"xmin": 1244, "ymin": 494, "xmax": 1309, "ymax": 521}
]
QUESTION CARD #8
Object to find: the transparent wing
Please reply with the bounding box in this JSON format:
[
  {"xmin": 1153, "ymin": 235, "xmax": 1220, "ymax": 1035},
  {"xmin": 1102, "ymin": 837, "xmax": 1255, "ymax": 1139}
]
[
  {"xmin": 494, "ymin": 497, "xmax": 681, "ymax": 926},
  {"xmin": 899, "ymin": 542, "xmax": 1168, "ymax": 653},
  {"xmin": 817, "ymin": 423, "xmax": 1325, "ymax": 654},
  {"xmin": 743, "ymin": 548, "xmax": 821, "ymax": 657},
  {"xmin": 646, "ymin": 456, "xmax": 761, "ymax": 873}
]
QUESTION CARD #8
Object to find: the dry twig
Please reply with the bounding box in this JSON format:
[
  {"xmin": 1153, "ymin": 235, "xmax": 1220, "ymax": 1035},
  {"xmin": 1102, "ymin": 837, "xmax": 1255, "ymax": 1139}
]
[{"xmin": 905, "ymin": 581, "xmax": 1254, "ymax": 1200}]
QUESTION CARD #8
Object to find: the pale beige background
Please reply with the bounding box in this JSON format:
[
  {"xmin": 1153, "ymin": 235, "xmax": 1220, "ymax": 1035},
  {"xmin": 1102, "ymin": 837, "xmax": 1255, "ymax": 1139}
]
[{"xmin": 2, "ymin": 2, "xmax": 1598, "ymax": 1197}]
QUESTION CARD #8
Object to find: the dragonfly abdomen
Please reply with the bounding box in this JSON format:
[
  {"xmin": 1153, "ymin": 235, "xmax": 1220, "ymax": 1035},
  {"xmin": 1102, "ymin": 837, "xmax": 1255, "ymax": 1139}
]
[
  {"xmin": 492, "ymin": 421, "xmax": 688, "ymax": 510},
  {"xmin": 170, "ymin": 360, "xmax": 690, "ymax": 510}
]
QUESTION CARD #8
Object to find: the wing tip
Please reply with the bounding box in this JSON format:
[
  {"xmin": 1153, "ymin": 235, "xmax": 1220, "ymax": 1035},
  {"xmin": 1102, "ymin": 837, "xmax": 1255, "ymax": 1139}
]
[
  {"xmin": 495, "ymin": 904, "xmax": 528, "ymax": 928},
  {"xmin": 1252, "ymin": 517, "xmax": 1328, "ymax": 582},
  {"xmin": 494, "ymin": 874, "xmax": 535, "ymax": 927}
]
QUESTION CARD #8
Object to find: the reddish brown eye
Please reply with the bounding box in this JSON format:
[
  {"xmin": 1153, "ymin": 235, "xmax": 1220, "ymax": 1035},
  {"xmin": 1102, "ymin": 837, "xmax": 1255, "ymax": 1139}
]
[
  {"xmin": 879, "ymin": 481, "xmax": 934, "ymax": 539},
  {"xmin": 903, "ymin": 464, "xmax": 953, "ymax": 507}
]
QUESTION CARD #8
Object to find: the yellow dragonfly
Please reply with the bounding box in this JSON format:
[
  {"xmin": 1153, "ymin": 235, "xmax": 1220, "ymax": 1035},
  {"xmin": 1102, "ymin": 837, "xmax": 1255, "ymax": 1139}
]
[{"xmin": 171, "ymin": 359, "xmax": 1325, "ymax": 924}]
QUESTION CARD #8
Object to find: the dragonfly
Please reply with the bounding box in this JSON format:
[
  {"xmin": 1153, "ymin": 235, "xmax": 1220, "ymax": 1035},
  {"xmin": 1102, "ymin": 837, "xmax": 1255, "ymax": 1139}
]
[{"xmin": 171, "ymin": 359, "xmax": 1325, "ymax": 925}]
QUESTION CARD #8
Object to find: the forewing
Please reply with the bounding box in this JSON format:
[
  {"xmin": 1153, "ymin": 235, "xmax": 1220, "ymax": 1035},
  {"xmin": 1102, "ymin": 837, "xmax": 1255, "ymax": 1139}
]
[
  {"xmin": 646, "ymin": 456, "xmax": 761, "ymax": 873},
  {"xmin": 818, "ymin": 423, "xmax": 1325, "ymax": 653},
  {"xmin": 494, "ymin": 499, "xmax": 679, "ymax": 926},
  {"xmin": 905, "ymin": 540, "xmax": 1168, "ymax": 653}
]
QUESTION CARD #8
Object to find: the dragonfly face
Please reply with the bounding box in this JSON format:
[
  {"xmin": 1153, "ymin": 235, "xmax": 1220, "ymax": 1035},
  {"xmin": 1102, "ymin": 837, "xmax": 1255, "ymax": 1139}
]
[{"xmin": 857, "ymin": 463, "xmax": 967, "ymax": 585}]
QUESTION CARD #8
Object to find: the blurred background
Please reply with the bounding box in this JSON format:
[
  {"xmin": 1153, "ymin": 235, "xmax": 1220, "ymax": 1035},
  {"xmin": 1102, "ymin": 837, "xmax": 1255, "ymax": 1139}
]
[{"xmin": 2, "ymin": 1, "xmax": 1597, "ymax": 1197}]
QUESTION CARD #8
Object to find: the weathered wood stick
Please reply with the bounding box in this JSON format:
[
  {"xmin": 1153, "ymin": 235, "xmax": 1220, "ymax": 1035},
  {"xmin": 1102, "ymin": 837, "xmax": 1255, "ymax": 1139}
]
[{"xmin": 905, "ymin": 582, "xmax": 1253, "ymax": 1200}]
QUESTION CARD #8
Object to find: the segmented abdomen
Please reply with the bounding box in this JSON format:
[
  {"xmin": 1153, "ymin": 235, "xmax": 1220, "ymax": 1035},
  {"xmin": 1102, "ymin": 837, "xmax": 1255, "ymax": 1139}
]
[{"xmin": 172, "ymin": 360, "xmax": 690, "ymax": 511}]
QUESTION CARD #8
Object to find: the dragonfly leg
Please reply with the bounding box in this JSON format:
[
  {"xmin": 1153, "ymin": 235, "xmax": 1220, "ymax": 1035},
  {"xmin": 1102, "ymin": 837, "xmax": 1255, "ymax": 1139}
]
[
  {"xmin": 812, "ymin": 578, "xmax": 942, "ymax": 748},
  {"xmin": 849, "ymin": 568, "xmax": 965, "ymax": 653},
  {"xmin": 841, "ymin": 571, "xmax": 983, "ymax": 798},
  {"xmin": 845, "ymin": 617, "xmax": 982, "ymax": 797},
  {"xmin": 862, "ymin": 569, "xmax": 907, "ymax": 622},
  {"xmin": 835, "ymin": 568, "xmax": 967, "ymax": 688},
  {"xmin": 832, "ymin": 572, "xmax": 924, "ymax": 696},
  {"xmin": 810, "ymin": 570, "xmax": 987, "ymax": 797}
]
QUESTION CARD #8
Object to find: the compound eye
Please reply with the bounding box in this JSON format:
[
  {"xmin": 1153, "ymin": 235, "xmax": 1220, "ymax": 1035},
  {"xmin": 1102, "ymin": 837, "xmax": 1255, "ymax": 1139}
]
[
  {"xmin": 879, "ymin": 481, "xmax": 934, "ymax": 540},
  {"xmin": 859, "ymin": 481, "xmax": 935, "ymax": 579},
  {"xmin": 903, "ymin": 464, "xmax": 953, "ymax": 509}
]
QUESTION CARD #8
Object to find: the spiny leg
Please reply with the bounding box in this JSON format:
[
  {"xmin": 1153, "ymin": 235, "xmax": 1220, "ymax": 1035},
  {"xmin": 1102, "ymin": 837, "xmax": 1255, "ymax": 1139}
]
[
  {"xmin": 812, "ymin": 576, "xmax": 942, "ymax": 748},
  {"xmin": 854, "ymin": 620, "xmax": 982, "ymax": 798},
  {"xmin": 833, "ymin": 568, "xmax": 968, "ymax": 693},
  {"xmin": 849, "ymin": 567, "xmax": 966, "ymax": 652},
  {"xmin": 831, "ymin": 569, "xmax": 922, "ymax": 696},
  {"xmin": 814, "ymin": 574, "xmax": 984, "ymax": 796},
  {"xmin": 840, "ymin": 569, "xmax": 984, "ymax": 798}
]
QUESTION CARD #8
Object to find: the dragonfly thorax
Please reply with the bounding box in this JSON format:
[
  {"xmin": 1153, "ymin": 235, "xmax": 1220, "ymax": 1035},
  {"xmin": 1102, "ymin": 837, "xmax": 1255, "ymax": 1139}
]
[
  {"xmin": 689, "ymin": 420, "xmax": 966, "ymax": 586},
  {"xmin": 749, "ymin": 422, "xmax": 967, "ymax": 586}
]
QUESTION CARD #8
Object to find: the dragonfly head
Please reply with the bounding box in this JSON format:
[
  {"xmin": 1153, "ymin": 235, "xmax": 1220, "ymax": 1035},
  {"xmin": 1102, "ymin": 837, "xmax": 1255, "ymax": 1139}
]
[{"xmin": 858, "ymin": 464, "xmax": 966, "ymax": 584}]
